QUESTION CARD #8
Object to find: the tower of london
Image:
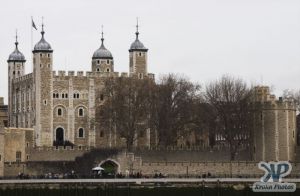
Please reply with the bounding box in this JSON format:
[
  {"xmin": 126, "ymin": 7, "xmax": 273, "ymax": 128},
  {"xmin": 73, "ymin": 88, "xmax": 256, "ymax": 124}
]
[
  {"xmin": 7, "ymin": 23, "xmax": 154, "ymax": 148},
  {"xmin": 0, "ymin": 22, "xmax": 298, "ymax": 178}
]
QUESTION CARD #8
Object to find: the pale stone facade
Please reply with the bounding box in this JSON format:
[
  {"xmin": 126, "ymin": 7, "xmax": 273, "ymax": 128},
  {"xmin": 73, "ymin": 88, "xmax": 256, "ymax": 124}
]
[
  {"xmin": 7, "ymin": 25, "xmax": 154, "ymax": 148},
  {"xmin": 252, "ymin": 86, "xmax": 297, "ymax": 161},
  {"xmin": 0, "ymin": 121, "xmax": 4, "ymax": 177},
  {"xmin": 0, "ymin": 98, "xmax": 8, "ymax": 127}
]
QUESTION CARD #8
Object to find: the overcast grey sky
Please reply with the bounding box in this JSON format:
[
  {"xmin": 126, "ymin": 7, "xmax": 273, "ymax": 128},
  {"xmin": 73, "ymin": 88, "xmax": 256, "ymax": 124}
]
[{"xmin": 1, "ymin": 0, "xmax": 300, "ymax": 103}]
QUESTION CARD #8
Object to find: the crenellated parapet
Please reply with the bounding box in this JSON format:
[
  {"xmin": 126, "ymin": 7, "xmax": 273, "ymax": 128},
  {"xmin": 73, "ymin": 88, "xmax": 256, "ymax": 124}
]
[
  {"xmin": 12, "ymin": 73, "xmax": 33, "ymax": 84},
  {"xmin": 53, "ymin": 70, "xmax": 119, "ymax": 78},
  {"xmin": 51, "ymin": 70, "xmax": 155, "ymax": 80}
]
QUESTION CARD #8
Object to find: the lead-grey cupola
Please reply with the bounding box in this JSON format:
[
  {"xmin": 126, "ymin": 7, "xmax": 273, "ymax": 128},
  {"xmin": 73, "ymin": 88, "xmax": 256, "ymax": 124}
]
[
  {"xmin": 92, "ymin": 31, "xmax": 113, "ymax": 59},
  {"xmin": 129, "ymin": 24, "xmax": 148, "ymax": 52},
  {"xmin": 33, "ymin": 24, "xmax": 52, "ymax": 52},
  {"xmin": 7, "ymin": 34, "xmax": 26, "ymax": 62}
]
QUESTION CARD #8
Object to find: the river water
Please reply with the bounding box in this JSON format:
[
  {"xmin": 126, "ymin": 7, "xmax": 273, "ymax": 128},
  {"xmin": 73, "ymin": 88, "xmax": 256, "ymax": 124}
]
[{"xmin": 0, "ymin": 187, "xmax": 299, "ymax": 196}]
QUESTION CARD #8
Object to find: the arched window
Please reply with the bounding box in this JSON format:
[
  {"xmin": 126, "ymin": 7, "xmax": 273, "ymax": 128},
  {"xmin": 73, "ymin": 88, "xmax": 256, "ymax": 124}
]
[
  {"xmin": 57, "ymin": 108, "xmax": 63, "ymax": 116},
  {"xmin": 106, "ymin": 68, "xmax": 110, "ymax": 72},
  {"xmin": 138, "ymin": 73, "xmax": 143, "ymax": 79},
  {"xmin": 78, "ymin": 107, "xmax": 84, "ymax": 117},
  {"xmin": 53, "ymin": 93, "xmax": 59, "ymax": 98},
  {"xmin": 78, "ymin": 128, "xmax": 84, "ymax": 138},
  {"xmin": 73, "ymin": 93, "xmax": 80, "ymax": 99},
  {"xmin": 106, "ymin": 59, "xmax": 110, "ymax": 64}
]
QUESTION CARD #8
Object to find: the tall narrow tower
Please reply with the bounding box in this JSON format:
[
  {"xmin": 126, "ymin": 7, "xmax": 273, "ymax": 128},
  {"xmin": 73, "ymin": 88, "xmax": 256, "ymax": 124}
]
[
  {"xmin": 32, "ymin": 23, "xmax": 53, "ymax": 146},
  {"xmin": 7, "ymin": 32, "xmax": 26, "ymax": 127},
  {"xmin": 129, "ymin": 21, "xmax": 148, "ymax": 78},
  {"xmin": 92, "ymin": 28, "xmax": 114, "ymax": 73}
]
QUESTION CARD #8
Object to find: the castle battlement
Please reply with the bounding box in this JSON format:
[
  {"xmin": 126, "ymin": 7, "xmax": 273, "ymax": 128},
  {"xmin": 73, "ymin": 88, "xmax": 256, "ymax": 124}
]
[
  {"xmin": 12, "ymin": 73, "xmax": 33, "ymax": 83},
  {"xmin": 252, "ymin": 86, "xmax": 296, "ymax": 111},
  {"xmin": 121, "ymin": 72, "xmax": 128, "ymax": 77},
  {"xmin": 52, "ymin": 70, "xmax": 122, "ymax": 78},
  {"xmin": 34, "ymin": 145, "xmax": 91, "ymax": 151}
]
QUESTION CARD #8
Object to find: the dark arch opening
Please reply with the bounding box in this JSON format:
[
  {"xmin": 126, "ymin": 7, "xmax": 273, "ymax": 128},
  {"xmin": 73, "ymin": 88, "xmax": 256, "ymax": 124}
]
[
  {"xmin": 100, "ymin": 160, "xmax": 119, "ymax": 177},
  {"xmin": 55, "ymin": 128, "xmax": 64, "ymax": 145}
]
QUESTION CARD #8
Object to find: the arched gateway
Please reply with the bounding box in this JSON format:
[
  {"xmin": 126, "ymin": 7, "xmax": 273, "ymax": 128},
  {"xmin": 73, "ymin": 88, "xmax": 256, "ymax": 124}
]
[{"xmin": 99, "ymin": 159, "xmax": 120, "ymax": 175}]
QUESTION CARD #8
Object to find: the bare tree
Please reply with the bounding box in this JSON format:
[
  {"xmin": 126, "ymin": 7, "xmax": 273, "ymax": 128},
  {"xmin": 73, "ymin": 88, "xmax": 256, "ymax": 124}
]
[
  {"xmin": 98, "ymin": 76, "xmax": 155, "ymax": 150},
  {"xmin": 151, "ymin": 74, "xmax": 203, "ymax": 146},
  {"xmin": 282, "ymin": 89, "xmax": 300, "ymax": 112},
  {"xmin": 98, "ymin": 74, "xmax": 208, "ymax": 150},
  {"xmin": 205, "ymin": 75, "xmax": 252, "ymax": 160}
]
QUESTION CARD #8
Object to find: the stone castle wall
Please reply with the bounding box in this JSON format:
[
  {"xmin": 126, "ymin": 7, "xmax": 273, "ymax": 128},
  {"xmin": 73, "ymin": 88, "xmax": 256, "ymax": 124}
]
[
  {"xmin": 252, "ymin": 86, "xmax": 297, "ymax": 162},
  {"xmin": 0, "ymin": 122, "xmax": 4, "ymax": 177}
]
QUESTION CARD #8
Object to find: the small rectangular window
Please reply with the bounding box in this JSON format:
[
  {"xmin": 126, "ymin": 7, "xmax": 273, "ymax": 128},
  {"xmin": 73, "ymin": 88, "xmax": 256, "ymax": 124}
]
[
  {"xmin": 58, "ymin": 108, "xmax": 62, "ymax": 116},
  {"xmin": 16, "ymin": 151, "xmax": 21, "ymax": 162}
]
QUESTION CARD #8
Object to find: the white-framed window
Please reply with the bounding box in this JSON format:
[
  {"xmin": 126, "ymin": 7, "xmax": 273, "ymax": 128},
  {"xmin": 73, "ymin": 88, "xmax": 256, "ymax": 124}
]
[
  {"xmin": 78, "ymin": 128, "xmax": 84, "ymax": 138},
  {"xmin": 106, "ymin": 59, "xmax": 110, "ymax": 64}
]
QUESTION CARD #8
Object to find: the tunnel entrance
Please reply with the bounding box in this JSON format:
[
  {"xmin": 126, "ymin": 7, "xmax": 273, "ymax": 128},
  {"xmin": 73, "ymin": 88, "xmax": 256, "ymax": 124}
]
[{"xmin": 99, "ymin": 159, "xmax": 120, "ymax": 177}]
